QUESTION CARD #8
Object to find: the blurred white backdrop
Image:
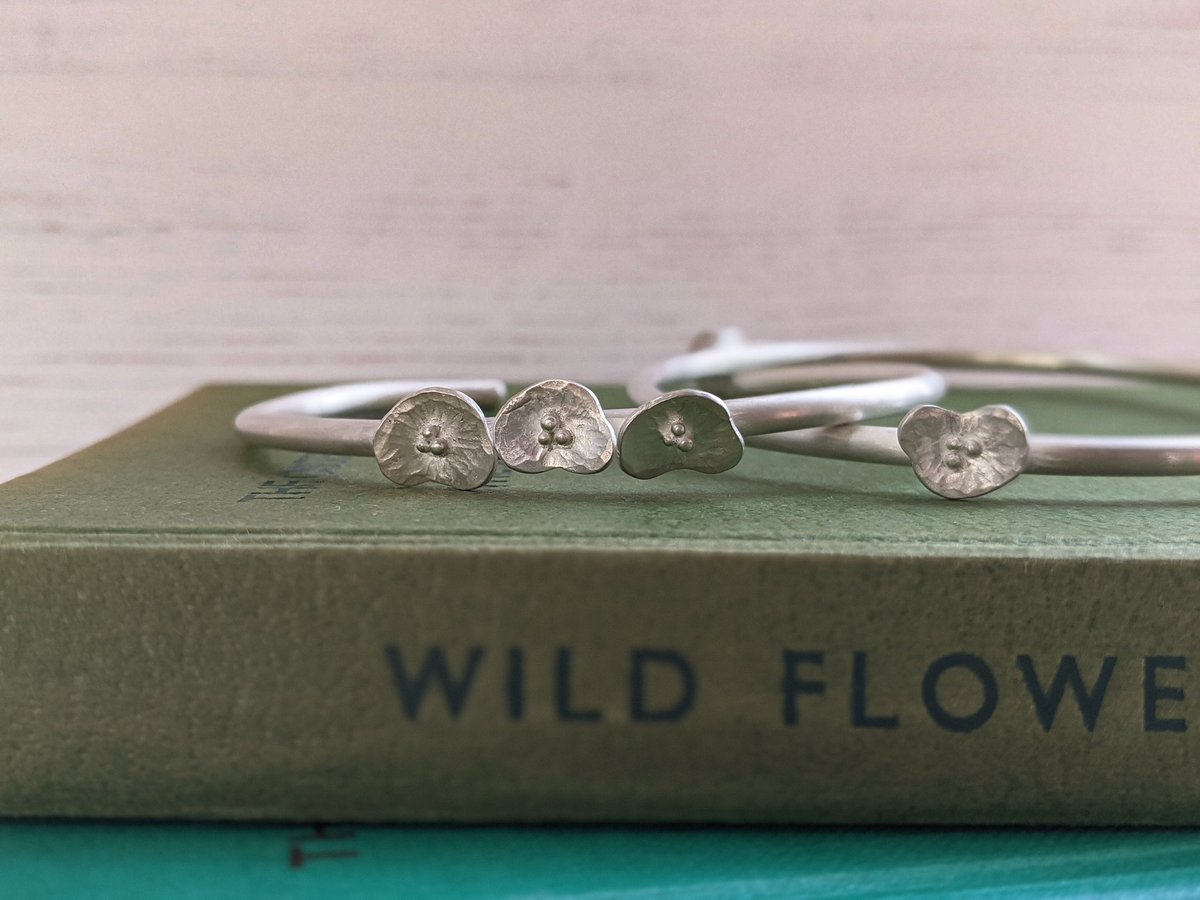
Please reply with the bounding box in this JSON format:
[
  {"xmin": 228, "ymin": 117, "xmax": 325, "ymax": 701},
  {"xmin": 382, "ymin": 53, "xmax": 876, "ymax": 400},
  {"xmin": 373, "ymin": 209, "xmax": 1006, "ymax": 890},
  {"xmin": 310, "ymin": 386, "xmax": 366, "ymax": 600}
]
[{"xmin": 2, "ymin": 2, "xmax": 1199, "ymax": 481}]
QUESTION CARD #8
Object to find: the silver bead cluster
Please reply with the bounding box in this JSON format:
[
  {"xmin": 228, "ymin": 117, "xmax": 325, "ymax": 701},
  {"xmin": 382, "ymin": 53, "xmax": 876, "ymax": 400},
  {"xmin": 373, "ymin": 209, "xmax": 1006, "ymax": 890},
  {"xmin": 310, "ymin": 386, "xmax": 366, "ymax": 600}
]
[
  {"xmin": 415, "ymin": 425, "xmax": 449, "ymax": 457},
  {"xmin": 661, "ymin": 420, "xmax": 694, "ymax": 453},
  {"xmin": 536, "ymin": 413, "xmax": 574, "ymax": 449},
  {"xmin": 940, "ymin": 436, "xmax": 982, "ymax": 471}
]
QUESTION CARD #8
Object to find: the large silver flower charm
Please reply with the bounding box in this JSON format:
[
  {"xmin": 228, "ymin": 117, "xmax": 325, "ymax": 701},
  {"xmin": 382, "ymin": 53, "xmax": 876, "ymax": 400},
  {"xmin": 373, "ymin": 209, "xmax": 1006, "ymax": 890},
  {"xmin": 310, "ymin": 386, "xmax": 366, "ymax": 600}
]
[
  {"xmin": 493, "ymin": 380, "xmax": 616, "ymax": 474},
  {"xmin": 897, "ymin": 404, "xmax": 1029, "ymax": 499},
  {"xmin": 618, "ymin": 390, "xmax": 744, "ymax": 479},
  {"xmin": 372, "ymin": 388, "xmax": 497, "ymax": 490}
]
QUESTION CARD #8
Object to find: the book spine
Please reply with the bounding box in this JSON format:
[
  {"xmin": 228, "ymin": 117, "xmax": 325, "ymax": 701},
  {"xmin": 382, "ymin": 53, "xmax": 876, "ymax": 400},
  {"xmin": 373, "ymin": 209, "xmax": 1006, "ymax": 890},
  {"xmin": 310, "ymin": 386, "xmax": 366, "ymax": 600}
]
[{"xmin": 1, "ymin": 541, "xmax": 1196, "ymax": 824}]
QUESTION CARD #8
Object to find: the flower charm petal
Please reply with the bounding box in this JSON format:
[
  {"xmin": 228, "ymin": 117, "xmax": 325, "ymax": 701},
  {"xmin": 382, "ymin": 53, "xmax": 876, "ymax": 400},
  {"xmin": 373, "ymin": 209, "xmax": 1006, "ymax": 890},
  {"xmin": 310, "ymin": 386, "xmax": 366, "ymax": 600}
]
[
  {"xmin": 493, "ymin": 380, "xmax": 615, "ymax": 474},
  {"xmin": 373, "ymin": 388, "xmax": 497, "ymax": 490},
  {"xmin": 897, "ymin": 404, "xmax": 1029, "ymax": 499},
  {"xmin": 618, "ymin": 389, "xmax": 744, "ymax": 479}
]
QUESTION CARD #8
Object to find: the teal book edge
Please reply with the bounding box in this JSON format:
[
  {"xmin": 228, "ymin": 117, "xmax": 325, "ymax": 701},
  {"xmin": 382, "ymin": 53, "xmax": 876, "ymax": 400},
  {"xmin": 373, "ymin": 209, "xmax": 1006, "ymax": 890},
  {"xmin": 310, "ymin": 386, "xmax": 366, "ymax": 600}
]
[
  {"xmin": 2, "ymin": 382, "xmax": 1200, "ymax": 823},
  {"xmin": 5, "ymin": 821, "xmax": 1200, "ymax": 898}
]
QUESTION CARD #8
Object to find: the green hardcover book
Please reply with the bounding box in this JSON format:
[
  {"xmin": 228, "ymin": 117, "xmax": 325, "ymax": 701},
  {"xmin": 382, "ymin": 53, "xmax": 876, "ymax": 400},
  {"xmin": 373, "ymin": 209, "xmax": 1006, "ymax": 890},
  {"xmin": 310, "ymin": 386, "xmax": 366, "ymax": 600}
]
[{"xmin": 2, "ymin": 382, "xmax": 1200, "ymax": 824}]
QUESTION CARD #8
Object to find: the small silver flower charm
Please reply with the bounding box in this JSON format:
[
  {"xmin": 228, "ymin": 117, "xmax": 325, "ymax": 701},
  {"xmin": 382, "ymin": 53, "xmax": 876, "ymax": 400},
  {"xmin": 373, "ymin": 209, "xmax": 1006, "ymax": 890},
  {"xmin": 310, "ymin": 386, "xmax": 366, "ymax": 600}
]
[
  {"xmin": 897, "ymin": 404, "xmax": 1029, "ymax": 499},
  {"xmin": 618, "ymin": 389, "xmax": 744, "ymax": 479},
  {"xmin": 372, "ymin": 388, "xmax": 497, "ymax": 490},
  {"xmin": 493, "ymin": 380, "xmax": 616, "ymax": 474}
]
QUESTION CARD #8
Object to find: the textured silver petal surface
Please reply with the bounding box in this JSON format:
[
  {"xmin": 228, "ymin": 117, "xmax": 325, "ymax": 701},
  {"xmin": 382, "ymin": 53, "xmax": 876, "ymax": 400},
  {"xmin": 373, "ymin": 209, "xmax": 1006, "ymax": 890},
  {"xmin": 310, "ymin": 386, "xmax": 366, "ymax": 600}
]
[
  {"xmin": 372, "ymin": 388, "xmax": 496, "ymax": 489},
  {"xmin": 897, "ymin": 404, "xmax": 1029, "ymax": 499},
  {"xmin": 618, "ymin": 389, "xmax": 744, "ymax": 479},
  {"xmin": 493, "ymin": 380, "xmax": 615, "ymax": 474}
]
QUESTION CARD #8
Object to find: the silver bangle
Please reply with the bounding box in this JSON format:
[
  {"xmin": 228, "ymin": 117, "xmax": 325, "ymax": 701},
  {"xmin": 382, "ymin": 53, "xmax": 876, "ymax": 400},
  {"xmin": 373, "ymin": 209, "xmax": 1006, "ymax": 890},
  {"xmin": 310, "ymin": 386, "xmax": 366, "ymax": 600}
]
[
  {"xmin": 628, "ymin": 330, "xmax": 1200, "ymax": 499},
  {"xmin": 234, "ymin": 365, "xmax": 946, "ymax": 490}
]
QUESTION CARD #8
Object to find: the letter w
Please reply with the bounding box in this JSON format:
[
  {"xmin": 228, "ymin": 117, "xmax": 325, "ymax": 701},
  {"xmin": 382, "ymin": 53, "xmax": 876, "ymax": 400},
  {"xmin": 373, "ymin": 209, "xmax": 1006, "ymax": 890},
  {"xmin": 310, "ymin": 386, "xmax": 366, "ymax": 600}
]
[
  {"xmin": 384, "ymin": 645, "xmax": 485, "ymax": 720},
  {"xmin": 1017, "ymin": 655, "xmax": 1117, "ymax": 732}
]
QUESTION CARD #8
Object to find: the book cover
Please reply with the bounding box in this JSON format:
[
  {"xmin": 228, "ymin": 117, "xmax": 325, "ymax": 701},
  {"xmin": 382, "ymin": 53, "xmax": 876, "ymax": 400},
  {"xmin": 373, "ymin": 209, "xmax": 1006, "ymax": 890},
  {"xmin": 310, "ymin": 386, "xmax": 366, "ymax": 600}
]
[{"xmin": 2, "ymin": 382, "xmax": 1200, "ymax": 823}]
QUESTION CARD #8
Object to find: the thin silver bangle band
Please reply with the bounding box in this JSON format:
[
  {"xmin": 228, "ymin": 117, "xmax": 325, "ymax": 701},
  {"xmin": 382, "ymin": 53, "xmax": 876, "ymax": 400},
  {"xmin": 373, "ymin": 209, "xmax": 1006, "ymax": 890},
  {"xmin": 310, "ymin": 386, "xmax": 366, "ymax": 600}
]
[
  {"xmin": 628, "ymin": 331, "xmax": 1200, "ymax": 498},
  {"xmin": 231, "ymin": 372, "xmax": 945, "ymax": 456},
  {"xmin": 234, "ymin": 365, "xmax": 946, "ymax": 489},
  {"xmin": 235, "ymin": 380, "xmax": 509, "ymax": 457}
]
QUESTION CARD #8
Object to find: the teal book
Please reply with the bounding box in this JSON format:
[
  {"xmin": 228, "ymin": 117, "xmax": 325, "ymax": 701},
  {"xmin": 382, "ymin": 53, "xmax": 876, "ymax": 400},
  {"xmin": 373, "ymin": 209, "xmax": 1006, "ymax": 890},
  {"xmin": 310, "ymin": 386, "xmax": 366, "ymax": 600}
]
[
  {"xmin": 1, "ymin": 382, "xmax": 1200, "ymax": 823},
  {"xmin": 7, "ymin": 821, "xmax": 1200, "ymax": 898}
]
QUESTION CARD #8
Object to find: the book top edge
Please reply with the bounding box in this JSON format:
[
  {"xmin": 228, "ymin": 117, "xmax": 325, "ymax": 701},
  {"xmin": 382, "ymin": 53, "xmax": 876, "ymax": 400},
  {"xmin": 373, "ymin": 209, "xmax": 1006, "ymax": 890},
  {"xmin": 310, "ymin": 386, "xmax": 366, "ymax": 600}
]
[{"xmin": 3, "ymin": 383, "xmax": 1200, "ymax": 561}]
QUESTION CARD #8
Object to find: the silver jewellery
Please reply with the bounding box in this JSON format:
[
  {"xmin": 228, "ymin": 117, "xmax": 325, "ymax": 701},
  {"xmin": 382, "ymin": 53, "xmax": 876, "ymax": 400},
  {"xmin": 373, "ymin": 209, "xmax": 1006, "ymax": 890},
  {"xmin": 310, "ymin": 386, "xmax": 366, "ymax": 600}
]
[
  {"xmin": 234, "ymin": 380, "xmax": 507, "ymax": 490},
  {"xmin": 233, "ymin": 366, "xmax": 946, "ymax": 490},
  {"xmin": 629, "ymin": 331, "xmax": 1200, "ymax": 499},
  {"xmin": 613, "ymin": 362, "xmax": 944, "ymax": 479},
  {"xmin": 492, "ymin": 380, "xmax": 616, "ymax": 475}
]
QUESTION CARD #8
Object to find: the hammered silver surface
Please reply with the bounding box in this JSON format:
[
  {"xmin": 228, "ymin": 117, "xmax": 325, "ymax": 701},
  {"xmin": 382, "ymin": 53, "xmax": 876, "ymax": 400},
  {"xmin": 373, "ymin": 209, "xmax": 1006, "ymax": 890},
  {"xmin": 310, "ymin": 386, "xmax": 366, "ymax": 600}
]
[
  {"xmin": 493, "ymin": 379, "xmax": 615, "ymax": 474},
  {"xmin": 372, "ymin": 388, "xmax": 496, "ymax": 489},
  {"xmin": 618, "ymin": 389, "xmax": 744, "ymax": 479},
  {"xmin": 897, "ymin": 404, "xmax": 1029, "ymax": 499}
]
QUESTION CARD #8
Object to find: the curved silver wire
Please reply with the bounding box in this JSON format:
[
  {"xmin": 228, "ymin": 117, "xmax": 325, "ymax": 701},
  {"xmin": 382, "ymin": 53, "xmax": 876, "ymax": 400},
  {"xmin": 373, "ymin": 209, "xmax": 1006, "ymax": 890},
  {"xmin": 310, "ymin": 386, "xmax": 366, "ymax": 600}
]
[
  {"xmin": 629, "ymin": 330, "xmax": 1200, "ymax": 478},
  {"xmin": 234, "ymin": 379, "xmax": 509, "ymax": 456},
  {"xmin": 234, "ymin": 364, "xmax": 947, "ymax": 456}
]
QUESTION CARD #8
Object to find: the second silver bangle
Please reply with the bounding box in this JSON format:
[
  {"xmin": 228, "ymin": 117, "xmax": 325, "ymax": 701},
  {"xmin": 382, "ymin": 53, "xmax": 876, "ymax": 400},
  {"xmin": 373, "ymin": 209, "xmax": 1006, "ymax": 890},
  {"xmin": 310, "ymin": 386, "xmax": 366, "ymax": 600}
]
[{"xmin": 629, "ymin": 330, "xmax": 1200, "ymax": 499}]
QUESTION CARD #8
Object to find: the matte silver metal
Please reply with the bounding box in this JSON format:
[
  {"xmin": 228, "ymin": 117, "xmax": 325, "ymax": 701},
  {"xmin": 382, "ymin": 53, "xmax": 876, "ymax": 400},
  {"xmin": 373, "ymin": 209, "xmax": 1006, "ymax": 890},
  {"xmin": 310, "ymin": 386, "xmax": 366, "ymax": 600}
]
[
  {"xmin": 492, "ymin": 379, "xmax": 616, "ymax": 475},
  {"xmin": 897, "ymin": 404, "xmax": 1029, "ymax": 499},
  {"xmin": 618, "ymin": 336, "xmax": 947, "ymax": 477},
  {"xmin": 235, "ymin": 379, "xmax": 508, "ymax": 457},
  {"xmin": 234, "ymin": 358, "xmax": 942, "ymax": 488},
  {"xmin": 617, "ymin": 389, "xmax": 744, "ymax": 479},
  {"xmin": 637, "ymin": 330, "xmax": 1200, "ymax": 498},
  {"xmin": 627, "ymin": 337, "xmax": 946, "ymax": 435},
  {"xmin": 236, "ymin": 378, "xmax": 622, "ymax": 489},
  {"xmin": 373, "ymin": 388, "xmax": 497, "ymax": 490}
]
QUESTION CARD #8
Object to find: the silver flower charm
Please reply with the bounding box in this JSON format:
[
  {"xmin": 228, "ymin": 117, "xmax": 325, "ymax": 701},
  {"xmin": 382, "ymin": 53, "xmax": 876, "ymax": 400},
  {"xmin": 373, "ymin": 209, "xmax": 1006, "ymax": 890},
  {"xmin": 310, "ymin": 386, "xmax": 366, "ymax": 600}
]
[
  {"xmin": 493, "ymin": 380, "xmax": 616, "ymax": 474},
  {"xmin": 897, "ymin": 404, "xmax": 1029, "ymax": 499},
  {"xmin": 372, "ymin": 388, "xmax": 497, "ymax": 490},
  {"xmin": 618, "ymin": 390, "xmax": 744, "ymax": 479}
]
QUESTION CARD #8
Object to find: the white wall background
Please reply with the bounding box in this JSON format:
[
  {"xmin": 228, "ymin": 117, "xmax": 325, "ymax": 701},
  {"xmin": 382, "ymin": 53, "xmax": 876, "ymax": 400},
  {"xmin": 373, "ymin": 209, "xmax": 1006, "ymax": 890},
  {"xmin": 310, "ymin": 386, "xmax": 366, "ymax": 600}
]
[{"xmin": 2, "ymin": 2, "xmax": 1199, "ymax": 481}]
